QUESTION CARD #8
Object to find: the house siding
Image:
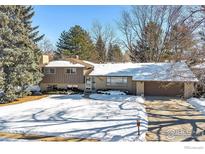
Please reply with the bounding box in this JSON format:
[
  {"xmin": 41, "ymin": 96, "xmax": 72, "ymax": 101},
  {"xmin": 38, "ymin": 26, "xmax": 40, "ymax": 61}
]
[
  {"xmin": 41, "ymin": 67, "xmax": 84, "ymax": 84},
  {"xmin": 92, "ymin": 77, "xmax": 194, "ymax": 97},
  {"xmin": 184, "ymin": 82, "xmax": 195, "ymax": 98},
  {"xmin": 136, "ymin": 82, "xmax": 144, "ymax": 96},
  {"xmin": 93, "ymin": 76, "xmax": 135, "ymax": 94}
]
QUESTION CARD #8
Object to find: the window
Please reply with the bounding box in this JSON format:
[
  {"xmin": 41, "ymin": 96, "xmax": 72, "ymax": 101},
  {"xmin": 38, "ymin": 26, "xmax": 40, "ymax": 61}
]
[
  {"xmin": 65, "ymin": 68, "xmax": 76, "ymax": 74},
  {"xmin": 44, "ymin": 68, "xmax": 56, "ymax": 74},
  {"xmin": 106, "ymin": 77, "xmax": 127, "ymax": 86}
]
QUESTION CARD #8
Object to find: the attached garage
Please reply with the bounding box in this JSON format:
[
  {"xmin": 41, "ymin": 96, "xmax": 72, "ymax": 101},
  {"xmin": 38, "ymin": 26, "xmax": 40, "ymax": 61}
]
[
  {"xmin": 144, "ymin": 81, "xmax": 184, "ymax": 97},
  {"xmin": 89, "ymin": 62, "xmax": 198, "ymax": 98}
]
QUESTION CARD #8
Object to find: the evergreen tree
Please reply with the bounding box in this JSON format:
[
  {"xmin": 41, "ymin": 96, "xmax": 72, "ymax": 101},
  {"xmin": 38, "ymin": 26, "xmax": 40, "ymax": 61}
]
[
  {"xmin": 56, "ymin": 25, "xmax": 96, "ymax": 61},
  {"xmin": 107, "ymin": 43, "xmax": 114, "ymax": 62},
  {"xmin": 0, "ymin": 6, "xmax": 43, "ymax": 103},
  {"xmin": 21, "ymin": 6, "xmax": 44, "ymax": 43},
  {"xmin": 95, "ymin": 35, "xmax": 106, "ymax": 62},
  {"xmin": 112, "ymin": 44, "xmax": 123, "ymax": 62},
  {"xmin": 20, "ymin": 6, "xmax": 44, "ymax": 89},
  {"xmin": 107, "ymin": 43, "xmax": 123, "ymax": 63}
]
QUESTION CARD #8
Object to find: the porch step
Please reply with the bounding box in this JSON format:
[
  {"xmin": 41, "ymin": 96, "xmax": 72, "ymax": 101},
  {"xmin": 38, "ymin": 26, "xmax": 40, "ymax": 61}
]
[{"xmin": 84, "ymin": 91, "xmax": 91, "ymax": 98}]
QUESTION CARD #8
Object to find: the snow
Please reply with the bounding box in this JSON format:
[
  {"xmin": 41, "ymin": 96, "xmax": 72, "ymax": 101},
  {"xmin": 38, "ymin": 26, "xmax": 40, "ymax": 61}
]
[
  {"xmin": 90, "ymin": 94, "xmax": 144, "ymax": 104},
  {"xmin": 0, "ymin": 93, "xmax": 147, "ymax": 142},
  {"xmin": 26, "ymin": 85, "xmax": 41, "ymax": 92},
  {"xmin": 0, "ymin": 90, "xmax": 3, "ymax": 97},
  {"xmin": 187, "ymin": 98, "xmax": 205, "ymax": 115},
  {"xmin": 97, "ymin": 90, "xmax": 127, "ymax": 95},
  {"xmin": 83, "ymin": 60, "xmax": 96, "ymax": 65},
  {"xmin": 192, "ymin": 62, "xmax": 205, "ymax": 69},
  {"xmin": 89, "ymin": 62, "xmax": 198, "ymax": 82},
  {"xmin": 0, "ymin": 137, "xmax": 30, "ymax": 142},
  {"xmin": 1, "ymin": 86, "xmax": 41, "ymax": 96},
  {"xmin": 45, "ymin": 60, "xmax": 84, "ymax": 68}
]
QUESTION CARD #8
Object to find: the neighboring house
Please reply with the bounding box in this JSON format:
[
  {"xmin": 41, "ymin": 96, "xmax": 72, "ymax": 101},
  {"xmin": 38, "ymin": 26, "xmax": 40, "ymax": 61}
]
[{"xmin": 40, "ymin": 55, "xmax": 198, "ymax": 98}]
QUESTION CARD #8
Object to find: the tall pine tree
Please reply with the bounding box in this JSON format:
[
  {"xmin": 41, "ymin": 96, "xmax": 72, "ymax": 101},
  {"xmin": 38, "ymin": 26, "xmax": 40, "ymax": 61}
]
[
  {"xmin": 20, "ymin": 6, "xmax": 44, "ymax": 90},
  {"xmin": 21, "ymin": 6, "xmax": 44, "ymax": 43},
  {"xmin": 107, "ymin": 43, "xmax": 113, "ymax": 62},
  {"xmin": 95, "ymin": 35, "xmax": 106, "ymax": 63},
  {"xmin": 107, "ymin": 43, "xmax": 123, "ymax": 63},
  {"xmin": 56, "ymin": 25, "xmax": 96, "ymax": 61},
  {"xmin": 112, "ymin": 44, "xmax": 123, "ymax": 62},
  {"xmin": 0, "ymin": 6, "xmax": 43, "ymax": 103}
]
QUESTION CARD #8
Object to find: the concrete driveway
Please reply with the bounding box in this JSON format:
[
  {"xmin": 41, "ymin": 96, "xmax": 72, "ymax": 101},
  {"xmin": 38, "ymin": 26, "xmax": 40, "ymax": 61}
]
[{"xmin": 144, "ymin": 96, "xmax": 205, "ymax": 141}]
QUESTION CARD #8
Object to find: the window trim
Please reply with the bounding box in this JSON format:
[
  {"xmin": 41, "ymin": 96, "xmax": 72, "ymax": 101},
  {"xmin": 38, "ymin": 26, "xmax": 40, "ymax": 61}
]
[
  {"xmin": 64, "ymin": 68, "xmax": 77, "ymax": 75},
  {"xmin": 106, "ymin": 77, "xmax": 128, "ymax": 86}
]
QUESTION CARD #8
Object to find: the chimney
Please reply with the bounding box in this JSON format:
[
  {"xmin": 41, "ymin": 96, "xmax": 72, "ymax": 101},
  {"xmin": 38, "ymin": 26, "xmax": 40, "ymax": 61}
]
[{"xmin": 41, "ymin": 55, "xmax": 49, "ymax": 65}]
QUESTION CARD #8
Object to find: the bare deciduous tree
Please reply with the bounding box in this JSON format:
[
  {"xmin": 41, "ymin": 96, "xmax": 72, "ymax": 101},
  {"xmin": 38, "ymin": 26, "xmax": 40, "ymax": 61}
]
[
  {"xmin": 39, "ymin": 37, "xmax": 55, "ymax": 53},
  {"xmin": 119, "ymin": 6, "xmax": 205, "ymax": 62},
  {"xmin": 91, "ymin": 20, "xmax": 121, "ymax": 62},
  {"xmin": 91, "ymin": 20, "xmax": 117, "ymax": 48}
]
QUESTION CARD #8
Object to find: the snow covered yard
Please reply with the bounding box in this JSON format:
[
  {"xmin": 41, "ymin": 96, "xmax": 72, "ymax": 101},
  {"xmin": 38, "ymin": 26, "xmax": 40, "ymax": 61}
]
[
  {"xmin": 187, "ymin": 98, "xmax": 205, "ymax": 115},
  {"xmin": 0, "ymin": 93, "xmax": 147, "ymax": 142}
]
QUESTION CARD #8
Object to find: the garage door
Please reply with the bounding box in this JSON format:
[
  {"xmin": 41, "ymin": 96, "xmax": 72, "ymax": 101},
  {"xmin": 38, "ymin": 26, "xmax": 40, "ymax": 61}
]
[{"xmin": 144, "ymin": 81, "xmax": 184, "ymax": 96}]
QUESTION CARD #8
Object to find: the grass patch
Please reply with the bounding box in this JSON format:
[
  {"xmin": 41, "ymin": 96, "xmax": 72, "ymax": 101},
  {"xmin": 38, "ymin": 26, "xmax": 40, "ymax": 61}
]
[
  {"xmin": 0, "ymin": 132, "xmax": 98, "ymax": 142},
  {"xmin": 0, "ymin": 95, "xmax": 47, "ymax": 107}
]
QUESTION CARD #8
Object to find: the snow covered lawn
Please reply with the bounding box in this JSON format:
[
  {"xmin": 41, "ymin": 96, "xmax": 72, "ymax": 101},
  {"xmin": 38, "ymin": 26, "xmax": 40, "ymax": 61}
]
[
  {"xmin": 0, "ymin": 93, "xmax": 147, "ymax": 142},
  {"xmin": 187, "ymin": 98, "xmax": 205, "ymax": 115}
]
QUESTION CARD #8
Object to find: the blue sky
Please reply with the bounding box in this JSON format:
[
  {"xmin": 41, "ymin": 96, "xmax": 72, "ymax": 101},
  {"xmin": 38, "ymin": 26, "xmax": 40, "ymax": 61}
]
[{"xmin": 32, "ymin": 5, "xmax": 130, "ymax": 45}]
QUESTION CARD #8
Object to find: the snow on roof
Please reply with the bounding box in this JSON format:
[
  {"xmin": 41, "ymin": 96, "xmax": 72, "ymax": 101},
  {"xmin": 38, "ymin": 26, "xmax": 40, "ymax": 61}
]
[
  {"xmin": 89, "ymin": 62, "xmax": 198, "ymax": 82},
  {"xmin": 44, "ymin": 60, "xmax": 84, "ymax": 68},
  {"xmin": 82, "ymin": 60, "xmax": 96, "ymax": 65},
  {"xmin": 192, "ymin": 62, "xmax": 205, "ymax": 69}
]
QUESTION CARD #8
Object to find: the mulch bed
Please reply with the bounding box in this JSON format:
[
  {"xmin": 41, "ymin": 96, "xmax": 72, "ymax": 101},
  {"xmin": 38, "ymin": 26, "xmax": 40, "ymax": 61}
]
[
  {"xmin": 0, "ymin": 132, "xmax": 98, "ymax": 142},
  {"xmin": 0, "ymin": 95, "xmax": 48, "ymax": 107}
]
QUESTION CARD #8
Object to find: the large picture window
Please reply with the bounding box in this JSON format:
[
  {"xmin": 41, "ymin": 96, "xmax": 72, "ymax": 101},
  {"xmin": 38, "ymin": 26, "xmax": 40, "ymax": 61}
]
[
  {"xmin": 65, "ymin": 68, "xmax": 76, "ymax": 74},
  {"xmin": 44, "ymin": 68, "xmax": 56, "ymax": 74},
  {"xmin": 106, "ymin": 77, "xmax": 127, "ymax": 86}
]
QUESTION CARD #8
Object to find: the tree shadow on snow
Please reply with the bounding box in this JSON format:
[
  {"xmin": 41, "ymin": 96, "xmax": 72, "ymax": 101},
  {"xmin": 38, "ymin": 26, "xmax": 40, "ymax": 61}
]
[
  {"xmin": 145, "ymin": 98, "xmax": 205, "ymax": 141},
  {"xmin": 0, "ymin": 100, "xmax": 148, "ymax": 141}
]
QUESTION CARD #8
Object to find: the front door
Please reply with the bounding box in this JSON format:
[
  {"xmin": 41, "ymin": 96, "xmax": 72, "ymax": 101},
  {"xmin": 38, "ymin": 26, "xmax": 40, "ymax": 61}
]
[
  {"xmin": 91, "ymin": 77, "xmax": 96, "ymax": 91},
  {"xmin": 85, "ymin": 76, "xmax": 92, "ymax": 91}
]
